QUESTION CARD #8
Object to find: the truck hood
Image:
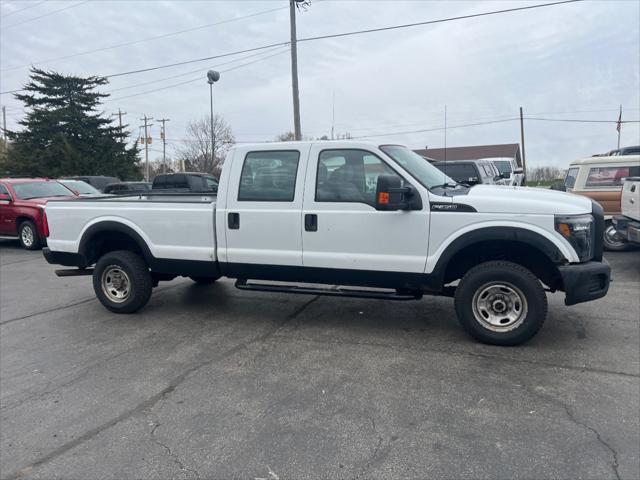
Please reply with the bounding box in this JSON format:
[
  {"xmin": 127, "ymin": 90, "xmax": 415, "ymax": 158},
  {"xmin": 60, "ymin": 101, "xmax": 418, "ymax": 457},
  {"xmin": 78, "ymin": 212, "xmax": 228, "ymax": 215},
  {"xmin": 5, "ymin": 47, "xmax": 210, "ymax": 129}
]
[
  {"xmin": 460, "ymin": 185, "xmax": 592, "ymax": 215},
  {"xmin": 17, "ymin": 196, "xmax": 76, "ymax": 206}
]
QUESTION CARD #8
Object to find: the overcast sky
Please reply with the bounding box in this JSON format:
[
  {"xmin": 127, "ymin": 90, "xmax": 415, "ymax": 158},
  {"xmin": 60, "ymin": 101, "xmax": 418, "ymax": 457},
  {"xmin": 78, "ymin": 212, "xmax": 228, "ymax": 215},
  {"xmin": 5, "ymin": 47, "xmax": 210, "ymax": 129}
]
[{"xmin": 1, "ymin": 0, "xmax": 639, "ymax": 168}]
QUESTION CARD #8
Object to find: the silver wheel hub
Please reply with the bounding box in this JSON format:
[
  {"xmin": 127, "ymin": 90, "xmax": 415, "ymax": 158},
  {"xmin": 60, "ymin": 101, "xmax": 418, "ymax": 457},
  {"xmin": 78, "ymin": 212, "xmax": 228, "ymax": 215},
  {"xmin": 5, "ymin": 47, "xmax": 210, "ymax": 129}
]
[
  {"xmin": 101, "ymin": 266, "xmax": 131, "ymax": 303},
  {"xmin": 472, "ymin": 282, "xmax": 528, "ymax": 332},
  {"xmin": 605, "ymin": 225, "xmax": 625, "ymax": 246},
  {"xmin": 21, "ymin": 225, "xmax": 34, "ymax": 247}
]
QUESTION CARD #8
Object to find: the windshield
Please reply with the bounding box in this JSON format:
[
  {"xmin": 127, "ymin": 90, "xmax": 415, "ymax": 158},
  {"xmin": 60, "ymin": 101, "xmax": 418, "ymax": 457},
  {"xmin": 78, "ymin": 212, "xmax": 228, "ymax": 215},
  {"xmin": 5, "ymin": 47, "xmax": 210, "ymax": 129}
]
[
  {"xmin": 493, "ymin": 160, "xmax": 512, "ymax": 174},
  {"xmin": 565, "ymin": 167, "xmax": 579, "ymax": 189},
  {"xmin": 379, "ymin": 145, "xmax": 456, "ymax": 188},
  {"xmin": 13, "ymin": 181, "xmax": 74, "ymax": 199},
  {"xmin": 61, "ymin": 180, "xmax": 100, "ymax": 194}
]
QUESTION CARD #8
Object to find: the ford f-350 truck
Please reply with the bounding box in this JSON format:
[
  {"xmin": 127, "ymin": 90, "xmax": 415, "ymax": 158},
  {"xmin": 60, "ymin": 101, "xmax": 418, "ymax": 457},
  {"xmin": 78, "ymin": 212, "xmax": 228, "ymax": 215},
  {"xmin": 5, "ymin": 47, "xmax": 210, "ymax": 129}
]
[{"xmin": 43, "ymin": 142, "xmax": 610, "ymax": 346}]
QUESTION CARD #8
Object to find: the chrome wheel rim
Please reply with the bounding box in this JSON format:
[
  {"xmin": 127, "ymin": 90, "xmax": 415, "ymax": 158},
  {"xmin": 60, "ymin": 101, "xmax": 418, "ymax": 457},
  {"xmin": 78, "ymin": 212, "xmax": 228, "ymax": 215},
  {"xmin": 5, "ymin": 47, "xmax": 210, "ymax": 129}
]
[
  {"xmin": 604, "ymin": 225, "xmax": 626, "ymax": 247},
  {"xmin": 472, "ymin": 281, "xmax": 528, "ymax": 332},
  {"xmin": 21, "ymin": 225, "xmax": 34, "ymax": 247},
  {"xmin": 101, "ymin": 266, "xmax": 131, "ymax": 303}
]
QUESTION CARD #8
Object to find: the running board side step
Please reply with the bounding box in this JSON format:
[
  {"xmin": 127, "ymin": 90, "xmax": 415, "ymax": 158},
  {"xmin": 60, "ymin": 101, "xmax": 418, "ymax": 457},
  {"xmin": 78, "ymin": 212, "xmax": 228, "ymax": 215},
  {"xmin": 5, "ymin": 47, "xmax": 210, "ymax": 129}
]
[
  {"xmin": 55, "ymin": 268, "xmax": 93, "ymax": 277},
  {"xmin": 235, "ymin": 279, "xmax": 423, "ymax": 301}
]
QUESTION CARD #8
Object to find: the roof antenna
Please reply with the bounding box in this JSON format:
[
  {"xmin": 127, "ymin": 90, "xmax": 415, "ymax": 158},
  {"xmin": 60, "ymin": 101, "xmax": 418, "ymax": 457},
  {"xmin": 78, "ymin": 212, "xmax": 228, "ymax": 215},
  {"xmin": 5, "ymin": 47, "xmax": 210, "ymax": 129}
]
[{"xmin": 331, "ymin": 91, "xmax": 335, "ymax": 141}]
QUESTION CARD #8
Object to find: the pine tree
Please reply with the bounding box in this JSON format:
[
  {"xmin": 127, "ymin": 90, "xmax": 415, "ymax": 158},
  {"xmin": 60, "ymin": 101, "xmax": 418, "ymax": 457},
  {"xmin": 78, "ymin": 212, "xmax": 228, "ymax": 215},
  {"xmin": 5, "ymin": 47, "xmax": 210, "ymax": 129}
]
[{"xmin": 5, "ymin": 68, "xmax": 139, "ymax": 178}]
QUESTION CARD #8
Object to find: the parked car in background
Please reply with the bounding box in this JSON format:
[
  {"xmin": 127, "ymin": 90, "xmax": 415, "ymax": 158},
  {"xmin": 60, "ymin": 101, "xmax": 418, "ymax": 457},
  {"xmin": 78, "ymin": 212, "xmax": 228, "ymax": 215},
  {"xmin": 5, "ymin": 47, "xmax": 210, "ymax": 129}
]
[
  {"xmin": 104, "ymin": 182, "xmax": 152, "ymax": 195},
  {"xmin": 488, "ymin": 157, "xmax": 525, "ymax": 186},
  {"xmin": 607, "ymin": 145, "xmax": 640, "ymax": 156},
  {"xmin": 58, "ymin": 179, "xmax": 102, "ymax": 197},
  {"xmin": 613, "ymin": 177, "xmax": 640, "ymax": 247},
  {"xmin": 0, "ymin": 178, "xmax": 77, "ymax": 250},
  {"xmin": 152, "ymin": 172, "xmax": 218, "ymax": 192},
  {"xmin": 432, "ymin": 159, "xmax": 505, "ymax": 185},
  {"xmin": 561, "ymin": 155, "xmax": 640, "ymax": 250},
  {"xmin": 68, "ymin": 176, "xmax": 120, "ymax": 193}
]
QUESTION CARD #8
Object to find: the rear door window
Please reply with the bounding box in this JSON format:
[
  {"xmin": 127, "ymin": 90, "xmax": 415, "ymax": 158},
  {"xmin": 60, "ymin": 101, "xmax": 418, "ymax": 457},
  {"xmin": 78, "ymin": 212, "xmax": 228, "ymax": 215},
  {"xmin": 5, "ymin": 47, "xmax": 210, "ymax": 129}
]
[{"xmin": 238, "ymin": 151, "xmax": 300, "ymax": 201}]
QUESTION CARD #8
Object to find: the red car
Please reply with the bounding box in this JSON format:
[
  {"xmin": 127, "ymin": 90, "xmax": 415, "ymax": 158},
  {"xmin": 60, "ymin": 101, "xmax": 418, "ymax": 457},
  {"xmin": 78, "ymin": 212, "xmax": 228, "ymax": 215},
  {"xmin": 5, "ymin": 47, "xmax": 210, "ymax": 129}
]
[{"xmin": 0, "ymin": 178, "xmax": 77, "ymax": 250}]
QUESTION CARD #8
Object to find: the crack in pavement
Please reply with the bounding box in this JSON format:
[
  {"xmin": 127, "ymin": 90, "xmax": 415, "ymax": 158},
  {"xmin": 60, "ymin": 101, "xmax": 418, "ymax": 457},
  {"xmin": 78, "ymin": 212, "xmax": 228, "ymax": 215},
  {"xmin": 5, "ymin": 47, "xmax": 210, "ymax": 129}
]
[
  {"xmin": 148, "ymin": 418, "xmax": 201, "ymax": 479},
  {"xmin": 523, "ymin": 384, "xmax": 622, "ymax": 480},
  {"xmin": 4, "ymin": 295, "xmax": 319, "ymax": 480}
]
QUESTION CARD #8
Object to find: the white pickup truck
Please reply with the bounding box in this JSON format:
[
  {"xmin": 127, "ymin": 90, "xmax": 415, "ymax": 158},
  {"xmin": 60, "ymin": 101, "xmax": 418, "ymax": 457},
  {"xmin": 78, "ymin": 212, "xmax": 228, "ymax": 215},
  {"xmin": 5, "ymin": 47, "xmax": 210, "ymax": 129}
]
[
  {"xmin": 613, "ymin": 177, "xmax": 640, "ymax": 245},
  {"xmin": 43, "ymin": 141, "xmax": 610, "ymax": 346}
]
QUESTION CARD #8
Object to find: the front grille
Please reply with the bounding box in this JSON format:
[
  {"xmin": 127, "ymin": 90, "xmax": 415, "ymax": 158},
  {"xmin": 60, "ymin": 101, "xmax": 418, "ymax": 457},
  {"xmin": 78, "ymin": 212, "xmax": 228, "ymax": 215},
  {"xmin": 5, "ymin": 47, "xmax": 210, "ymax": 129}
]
[{"xmin": 591, "ymin": 200, "xmax": 604, "ymax": 261}]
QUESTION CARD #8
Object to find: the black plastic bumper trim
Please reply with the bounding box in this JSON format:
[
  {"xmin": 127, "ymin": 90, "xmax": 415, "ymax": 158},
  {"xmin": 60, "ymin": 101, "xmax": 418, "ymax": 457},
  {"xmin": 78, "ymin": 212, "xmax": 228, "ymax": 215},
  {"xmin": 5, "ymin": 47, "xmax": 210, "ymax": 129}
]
[
  {"xmin": 558, "ymin": 260, "xmax": 610, "ymax": 306},
  {"xmin": 42, "ymin": 248, "xmax": 88, "ymax": 268}
]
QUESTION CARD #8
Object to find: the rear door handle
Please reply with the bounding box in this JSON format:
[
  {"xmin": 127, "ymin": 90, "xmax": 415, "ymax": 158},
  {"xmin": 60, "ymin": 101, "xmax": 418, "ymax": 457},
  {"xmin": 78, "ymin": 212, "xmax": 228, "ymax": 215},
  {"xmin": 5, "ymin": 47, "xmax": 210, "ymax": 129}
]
[
  {"xmin": 304, "ymin": 213, "xmax": 317, "ymax": 232},
  {"xmin": 228, "ymin": 212, "xmax": 240, "ymax": 229}
]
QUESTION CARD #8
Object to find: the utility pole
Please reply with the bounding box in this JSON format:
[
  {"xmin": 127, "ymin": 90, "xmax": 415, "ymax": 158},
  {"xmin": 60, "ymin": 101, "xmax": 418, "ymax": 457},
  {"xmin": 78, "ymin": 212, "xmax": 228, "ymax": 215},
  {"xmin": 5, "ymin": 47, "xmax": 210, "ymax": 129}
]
[
  {"xmin": 1, "ymin": 106, "xmax": 6, "ymax": 145},
  {"xmin": 617, "ymin": 104, "xmax": 622, "ymax": 150},
  {"xmin": 519, "ymin": 106, "xmax": 526, "ymax": 184},
  {"xmin": 159, "ymin": 118, "xmax": 170, "ymax": 173},
  {"xmin": 140, "ymin": 115, "xmax": 153, "ymax": 181},
  {"xmin": 111, "ymin": 109, "xmax": 127, "ymax": 140},
  {"xmin": 289, "ymin": 0, "xmax": 302, "ymax": 140},
  {"xmin": 331, "ymin": 92, "xmax": 335, "ymax": 141}
]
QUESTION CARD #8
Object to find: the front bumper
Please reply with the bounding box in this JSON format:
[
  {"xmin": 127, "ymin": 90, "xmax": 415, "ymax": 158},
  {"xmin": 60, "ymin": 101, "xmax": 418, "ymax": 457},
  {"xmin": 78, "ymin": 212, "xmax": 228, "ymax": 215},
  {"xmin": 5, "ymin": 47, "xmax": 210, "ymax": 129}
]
[
  {"xmin": 43, "ymin": 248, "xmax": 88, "ymax": 268},
  {"xmin": 612, "ymin": 216, "xmax": 640, "ymax": 245},
  {"xmin": 558, "ymin": 261, "xmax": 611, "ymax": 306}
]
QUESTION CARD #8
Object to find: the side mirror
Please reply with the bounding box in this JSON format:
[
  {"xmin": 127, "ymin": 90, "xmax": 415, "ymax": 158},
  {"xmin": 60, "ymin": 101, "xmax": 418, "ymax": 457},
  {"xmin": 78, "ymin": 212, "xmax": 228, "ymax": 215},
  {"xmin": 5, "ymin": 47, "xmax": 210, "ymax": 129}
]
[
  {"xmin": 467, "ymin": 177, "xmax": 480, "ymax": 185},
  {"xmin": 514, "ymin": 167, "xmax": 524, "ymax": 174},
  {"xmin": 375, "ymin": 175, "xmax": 421, "ymax": 211},
  {"xmin": 0, "ymin": 193, "xmax": 11, "ymax": 203}
]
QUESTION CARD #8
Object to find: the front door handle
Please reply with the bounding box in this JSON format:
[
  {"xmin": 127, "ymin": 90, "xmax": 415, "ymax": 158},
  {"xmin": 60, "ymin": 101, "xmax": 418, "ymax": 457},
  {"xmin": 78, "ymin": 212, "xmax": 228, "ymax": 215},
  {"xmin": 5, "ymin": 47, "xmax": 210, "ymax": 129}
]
[
  {"xmin": 304, "ymin": 213, "xmax": 317, "ymax": 232},
  {"xmin": 228, "ymin": 212, "xmax": 240, "ymax": 229}
]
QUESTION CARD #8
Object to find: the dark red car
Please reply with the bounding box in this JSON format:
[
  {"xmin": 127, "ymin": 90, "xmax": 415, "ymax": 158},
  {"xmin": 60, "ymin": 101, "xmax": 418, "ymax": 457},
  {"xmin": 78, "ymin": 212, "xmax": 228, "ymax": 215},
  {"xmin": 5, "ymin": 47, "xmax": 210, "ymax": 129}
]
[{"xmin": 0, "ymin": 178, "xmax": 77, "ymax": 250}]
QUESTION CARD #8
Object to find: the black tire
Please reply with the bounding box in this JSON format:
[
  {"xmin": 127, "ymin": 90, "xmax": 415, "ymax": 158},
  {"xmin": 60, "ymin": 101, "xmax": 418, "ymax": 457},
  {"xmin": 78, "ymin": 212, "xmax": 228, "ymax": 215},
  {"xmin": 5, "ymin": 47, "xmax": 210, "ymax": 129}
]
[
  {"xmin": 92, "ymin": 250, "xmax": 153, "ymax": 313},
  {"xmin": 189, "ymin": 275, "xmax": 220, "ymax": 285},
  {"xmin": 18, "ymin": 220, "xmax": 41, "ymax": 250},
  {"xmin": 603, "ymin": 221, "xmax": 631, "ymax": 251},
  {"xmin": 454, "ymin": 261, "xmax": 548, "ymax": 346}
]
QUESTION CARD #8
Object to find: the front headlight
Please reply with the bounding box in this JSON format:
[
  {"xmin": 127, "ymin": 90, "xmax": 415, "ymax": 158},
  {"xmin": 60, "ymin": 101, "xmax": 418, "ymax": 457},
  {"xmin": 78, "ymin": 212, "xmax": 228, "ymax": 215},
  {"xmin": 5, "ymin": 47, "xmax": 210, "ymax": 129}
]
[{"xmin": 555, "ymin": 214, "xmax": 594, "ymax": 262}]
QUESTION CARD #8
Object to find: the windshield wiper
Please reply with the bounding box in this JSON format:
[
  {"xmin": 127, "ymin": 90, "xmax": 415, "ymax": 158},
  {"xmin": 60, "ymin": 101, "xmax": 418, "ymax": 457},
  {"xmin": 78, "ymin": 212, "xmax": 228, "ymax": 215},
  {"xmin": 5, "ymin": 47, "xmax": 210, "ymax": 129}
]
[{"xmin": 431, "ymin": 182, "xmax": 460, "ymax": 189}]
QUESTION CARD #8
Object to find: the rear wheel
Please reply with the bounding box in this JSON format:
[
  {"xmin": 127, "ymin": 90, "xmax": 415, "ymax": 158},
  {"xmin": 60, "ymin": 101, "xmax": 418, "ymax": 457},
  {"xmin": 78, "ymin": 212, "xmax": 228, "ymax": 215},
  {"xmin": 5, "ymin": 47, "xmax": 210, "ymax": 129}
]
[
  {"xmin": 18, "ymin": 220, "xmax": 41, "ymax": 250},
  {"xmin": 93, "ymin": 250, "xmax": 152, "ymax": 313},
  {"xmin": 603, "ymin": 221, "xmax": 630, "ymax": 251},
  {"xmin": 189, "ymin": 275, "xmax": 220, "ymax": 285},
  {"xmin": 454, "ymin": 261, "xmax": 547, "ymax": 346}
]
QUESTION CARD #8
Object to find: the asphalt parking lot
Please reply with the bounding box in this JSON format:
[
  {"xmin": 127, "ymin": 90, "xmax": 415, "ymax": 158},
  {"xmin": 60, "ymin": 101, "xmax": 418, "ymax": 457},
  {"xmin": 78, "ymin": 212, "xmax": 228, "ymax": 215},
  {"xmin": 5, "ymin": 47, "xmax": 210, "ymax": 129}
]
[{"xmin": 1, "ymin": 241, "xmax": 638, "ymax": 480}]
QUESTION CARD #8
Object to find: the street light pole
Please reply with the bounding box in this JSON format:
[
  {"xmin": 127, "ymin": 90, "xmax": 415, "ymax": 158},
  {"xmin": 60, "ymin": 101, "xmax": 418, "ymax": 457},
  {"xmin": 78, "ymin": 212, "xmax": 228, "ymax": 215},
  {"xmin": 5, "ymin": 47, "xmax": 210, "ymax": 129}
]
[{"xmin": 207, "ymin": 70, "xmax": 220, "ymax": 173}]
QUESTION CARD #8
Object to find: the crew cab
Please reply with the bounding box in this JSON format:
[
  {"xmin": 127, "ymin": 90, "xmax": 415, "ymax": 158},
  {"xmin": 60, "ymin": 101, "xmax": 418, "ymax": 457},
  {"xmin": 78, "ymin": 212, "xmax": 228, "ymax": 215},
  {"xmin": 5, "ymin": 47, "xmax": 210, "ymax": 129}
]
[
  {"xmin": 43, "ymin": 141, "xmax": 610, "ymax": 346},
  {"xmin": 613, "ymin": 177, "xmax": 640, "ymax": 245},
  {"xmin": 0, "ymin": 178, "xmax": 77, "ymax": 249}
]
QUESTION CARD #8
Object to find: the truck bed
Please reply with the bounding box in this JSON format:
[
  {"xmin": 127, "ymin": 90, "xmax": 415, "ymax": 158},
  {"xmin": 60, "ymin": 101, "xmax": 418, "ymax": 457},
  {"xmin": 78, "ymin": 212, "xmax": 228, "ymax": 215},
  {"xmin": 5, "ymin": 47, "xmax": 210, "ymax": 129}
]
[{"xmin": 45, "ymin": 194, "xmax": 217, "ymax": 262}]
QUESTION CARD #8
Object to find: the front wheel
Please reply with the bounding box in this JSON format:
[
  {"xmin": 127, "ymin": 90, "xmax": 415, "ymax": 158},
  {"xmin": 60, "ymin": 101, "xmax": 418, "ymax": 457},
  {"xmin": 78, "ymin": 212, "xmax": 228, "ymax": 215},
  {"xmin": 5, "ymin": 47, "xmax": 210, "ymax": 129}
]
[
  {"xmin": 93, "ymin": 250, "xmax": 153, "ymax": 313},
  {"xmin": 454, "ymin": 261, "xmax": 548, "ymax": 346},
  {"xmin": 603, "ymin": 221, "xmax": 630, "ymax": 251},
  {"xmin": 18, "ymin": 220, "xmax": 41, "ymax": 250}
]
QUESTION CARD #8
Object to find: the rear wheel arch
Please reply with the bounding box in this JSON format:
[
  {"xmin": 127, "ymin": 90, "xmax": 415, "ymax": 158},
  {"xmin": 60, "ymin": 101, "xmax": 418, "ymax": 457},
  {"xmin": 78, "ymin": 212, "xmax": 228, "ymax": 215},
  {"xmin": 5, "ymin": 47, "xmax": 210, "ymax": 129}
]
[
  {"xmin": 432, "ymin": 227, "xmax": 567, "ymax": 290},
  {"xmin": 79, "ymin": 221, "xmax": 153, "ymax": 265}
]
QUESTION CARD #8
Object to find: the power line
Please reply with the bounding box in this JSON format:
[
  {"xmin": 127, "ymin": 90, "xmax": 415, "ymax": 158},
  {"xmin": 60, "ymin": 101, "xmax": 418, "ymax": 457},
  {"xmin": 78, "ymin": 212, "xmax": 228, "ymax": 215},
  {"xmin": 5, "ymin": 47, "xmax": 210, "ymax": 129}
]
[
  {"xmin": 103, "ymin": 0, "xmax": 583, "ymax": 79},
  {"xmin": 351, "ymin": 118, "xmax": 520, "ymax": 139},
  {"xmin": 524, "ymin": 117, "xmax": 640, "ymax": 123},
  {"xmin": 3, "ymin": 0, "xmax": 89, "ymax": 29},
  {"xmin": 0, "ymin": 0, "xmax": 47, "ymax": 19},
  {"xmin": 109, "ymin": 48, "xmax": 289, "ymax": 102},
  {"xmin": 1, "ymin": 5, "xmax": 288, "ymax": 72},
  {"xmin": 0, "ymin": 0, "xmax": 585, "ymax": 94},
  {"xmin": 108, "ymin": 45, "xmax": 286, "ymax": 94}
]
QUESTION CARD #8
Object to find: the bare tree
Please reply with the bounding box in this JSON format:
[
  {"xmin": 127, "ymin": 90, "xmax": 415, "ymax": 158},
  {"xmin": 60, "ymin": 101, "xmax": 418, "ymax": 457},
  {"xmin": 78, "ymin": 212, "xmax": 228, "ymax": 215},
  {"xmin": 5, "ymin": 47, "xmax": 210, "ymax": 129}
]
[
  {"xmin": 177, "ymin": 114, "xmax": 234, "ymax": 176},
  {"xmin": 276, "ymin": 131, "xmax": 296, "ymax": 142}
]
